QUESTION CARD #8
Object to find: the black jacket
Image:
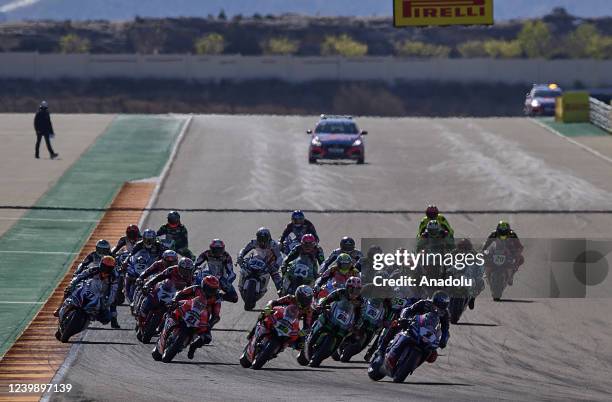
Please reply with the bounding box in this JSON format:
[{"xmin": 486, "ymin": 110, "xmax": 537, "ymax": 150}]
[{"xmin": 34, "ymin": 109, "xmax": 54, "ymax": 135}]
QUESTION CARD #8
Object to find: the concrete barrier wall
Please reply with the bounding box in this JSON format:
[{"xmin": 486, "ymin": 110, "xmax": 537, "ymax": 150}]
[{"xmin": 0, "ymin": 52, "xmax": 611, "ymax": 86}]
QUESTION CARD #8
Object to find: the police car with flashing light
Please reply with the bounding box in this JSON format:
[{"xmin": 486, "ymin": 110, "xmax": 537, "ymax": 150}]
[
  {"xmin": 306, "ymin": 115, "xmax": 367, "ymax": 164},
  {"xmin": 524, "ymin": 84, "xmax": 563, "ymax": 116}
]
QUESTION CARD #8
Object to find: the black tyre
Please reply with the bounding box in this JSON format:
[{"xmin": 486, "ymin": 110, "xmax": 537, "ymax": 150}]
[
  {"xmin": 490, "ymin": 271, "xmax": 506, "ymax": 301},
  {"xmin": 251, "ymin": 339, "xmax": 279, "ymax": 370},
  {"xmin": 357, "ymin": 157, "xmax": 365, "ymax": 164},
  {"xmin": 340, "ymin": 341, "xmax": 361, "ymax": 363},
  {"xmin": 296, "ymin": 350, "xmax": 309, "ymax": 366},
  {"xmin": 239, "ymin": 350, "xmax": 252, "ymax": 368},
  {"xmin": 308, "ymin": 157, "xmax": 316, "ymax": 164},
  {"xmin": 309, "ymin": 335, "xmax": 334, "ymax": 367},
  {"xmin": 161, "ymin": 330, "xmax": 187, "ymax": 363},
  {"xmin": 393, "ymin": 349, "xmax": 422, "ymax": 383},
  {"xmin": 152, "ymin": 347, "xmax": 162, "ymax": 361},
  {"xmin": 141, "ymin": 313, "xmax": 161, "ymax": 344},
  {"xmin": 367, "ymin": 355, "xmax": 385, "ymax": 381},
  {"xmin": 60, "ymin": 309, "xmax": 87, "ymax": 343},
  {"xmin": 449, "ymin": 298, "xmax": 467, "ymax": 325},
  {"xmin": 243, "ymin": 282, "xmax": 257, "ymax": 311}
]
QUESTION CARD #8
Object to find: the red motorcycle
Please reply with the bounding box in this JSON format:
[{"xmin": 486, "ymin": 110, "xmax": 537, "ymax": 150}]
[
  {"xmin": 240, "ymin": 305, "xmax": 301, "ymax": 370},
  {"xmin": 152, "ymin": 297, "xmax": 211, "ymax": 363}
]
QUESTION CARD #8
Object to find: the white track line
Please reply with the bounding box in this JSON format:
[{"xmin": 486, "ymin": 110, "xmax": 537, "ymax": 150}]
[
  {"xmin": 0, "ymin": 217, "xmax": 99, "ymax": 223},
  {"xmin": 529, "ymin": 118, "xmax": 612, "ymax": 166},
  {"xmin": 139, "ymin": 114, "xmax": 193, "ymax": 228},
  {"xmin": 0, "ymin": 250, "xmax": 77, "ymax": 255},
  {"xmin": 42, "ymin": 114, "xmax": 193, "ymax": 401}
]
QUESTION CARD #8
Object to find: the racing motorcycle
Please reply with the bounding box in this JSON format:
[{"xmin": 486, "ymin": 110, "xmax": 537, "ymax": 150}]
[
  {"xmin": 280, "ymin": 256, "xmax": 317, "ymax": 297},
  {"xmin": 124, "ymin": 249, "xmax": 153, "ymax": 306},
  {"xmin": 238, "ymin": 256, "xmax": 270, "ymax": 311},
  {"xmin": 368, "ymin": 312, "xmax": 441, "ymax": 383},
  {"xmin": 280, "ymin": 232, "xmax": 301, "ymax": 257},
  {"xmin": 334, "ymin": 298, "xmax": 386, "ymax": 362},
  {"xmin": 56, "ymin": 279, "xmax": 108, "ymax": 343},
  {"xmin": 240, "ymin": 305, "xmax": 301, "ymax": 370},
  {"xmin": 137, "ymin": 280, "xmax": 177, "ymax": 343},
  {"xmin": 364, "ymin": 296, "xmax": 416, "ymax": 362},
  {"xmin": 304, "ymin": 298, "xmax": 356, "ymax": 367},
  {"xmin": 484, "ymin": 240, "xmax": 516, "ymax": 301},
  {"xmin": 152, "ymin": 297, "xmax": 211, "ymax": 363}
]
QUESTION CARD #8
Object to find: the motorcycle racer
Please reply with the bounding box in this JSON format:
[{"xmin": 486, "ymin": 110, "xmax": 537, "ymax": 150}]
[
  {"xmin": 281, "ymin": 234, "xmax": 325, "ymax": 274},
  {"xmin": 417, "ymin": 205, "xmax": 454, "ymax": 238},
  {"xmin": 279, "ymin": 210, "xmax": 319, "ymax": 247},
  {"xmin": 482, "ymin": 220, "xmax": 524, "ymax": 285},
  {"xmin": 416, "ymin": 220, "xmax": 455, "ymax": 254},
  {"xmin": 73, "ymin": 239, "xmax": 112, "ymax": 276},
  {"xmin": 237, "ymin": 227, "xmax": 283, "ymax": 292},
  {"xmin": 157, "ymin": 210, "xmax": 193, "ymax": 258},
  {"xmin": 319, "ymin": 236, "xmax": 363, "ymax": 274},
  {"xmin": 376, "ymin": 291, "xmax": 450, "ymax": 364},
  {"xmin": 454, "ymin": 238, "xmax": 485, "ymax": 309},
  {"xmin": 112, "ymin": 224, "xmax": 141, "ymax": 255},
  {"xmin": 315, "ymin": 253, "xmax": 360, "ymax": 294},
  {"xmin": 194, "ymin": 239, "xmax": 238, "ymax": 303},
  {"xmin": 55, "ymin": 256, "xmax": 119, "ymax": 326},
  {"xmin": 137, "ymin": 250, "xmax": 179, "ymax": 285},
  {"xmin": 169, "ymin": 275, "xmax": 222, "ymax": 359},
  {"xmin": 127, "ymin": 228, "xmax": 167, "ymax": 267}
]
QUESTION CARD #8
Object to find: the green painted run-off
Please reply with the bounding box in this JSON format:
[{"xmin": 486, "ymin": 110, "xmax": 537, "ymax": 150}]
[
  {"xmin": 0, "ymin": 115, "xmax": 186, "ymax": 357},
  {"xmin": 536, "ymin": 117, "xmax": 610, "ymax": 137}
]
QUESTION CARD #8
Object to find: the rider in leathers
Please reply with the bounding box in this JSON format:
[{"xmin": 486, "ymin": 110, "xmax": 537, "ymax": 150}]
[
  {"xmin": 281, "ymin": 234, "xmax": 325, "ymax": 276},
  {"xmin": 482, "ymin": 220, "xmax": 524, "ymax": 285},
  {"xmin": 125, "ymin": 229, "xmax": 167, "ymax": 270},
  {"xmin": 376, "ymin": 291, "xmax": 450, "ymax": 365},
  {"xmin": 73, "ymin": 239, "xmax": 112, "ymax": 276},
  {"xmin": 320, "ymin": 236, "xmax": 363, "ymax": 274},
  {"xmin": 279, "ymin": 210, "xmax": 319, "ymax": 247},
  {"xmin": 237, "ymin": 228, "xmax": 283, "ymax": 292},
  {"xmin": 194, "ymin": 239, "xmax": 238, "ymax": 303},
  {"xmin": 157, "ymin": 210, "xmax": 194, "ymax": 259},
  {"xmin": 112, "ymin": 224, "xmax": 141, "ymax": 255}
]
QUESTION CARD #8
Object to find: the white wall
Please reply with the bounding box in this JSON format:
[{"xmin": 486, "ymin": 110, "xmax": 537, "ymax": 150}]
[{"xmin": 0, "ymin": 52, "xmax": 611, "ymax": 86}]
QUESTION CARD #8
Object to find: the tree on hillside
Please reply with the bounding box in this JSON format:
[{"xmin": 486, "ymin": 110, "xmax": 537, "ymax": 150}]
[
  {"xmin": 194, "ymin": 33, "xmax": 225, "ymax": 55},
  {"xmin": 517, "ymin": 21, "xmax": 552, "ymax": 58},
  {"xmin": 394, "ymin": 40, "xmax": 450, "ymax": 58},
  {"xmin": 262, "ymin": 37, "xmax": 299, "ymax": 55},
  {"xmin": 483, "ymin": 40, "xmax": 522, "ymax": 58},
  {"xmin": 321, "ymin": 34, "xmax": 368, "ymax": 57},
  {"xmin": 457, "ymin": 41, "xmax": 488, "ymax": 58},
  {"xmin": 59, "ymin": 34, "xmax": 90, "ymax": 53}
]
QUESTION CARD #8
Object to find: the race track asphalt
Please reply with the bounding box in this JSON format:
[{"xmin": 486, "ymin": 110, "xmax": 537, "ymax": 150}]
[{"xmin": 54, "ymin": 116, "xmax": 612, "ymax": 402}]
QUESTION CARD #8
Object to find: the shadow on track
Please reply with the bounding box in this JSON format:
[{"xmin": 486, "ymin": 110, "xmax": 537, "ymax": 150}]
[
  {"xmin": 260, "ymin": 367, "xmax": 331, "ymax": 373},
  {"xmin": 381, "ymin": 380, "xmax": 472, "ymax": 386},
  {"xmin": 87, "ymin": 327, "xmax": 132, "ymax": 331},
  {"xmin": 169, "ymin": 361, "xmax": 240, "ymax": 367},
  {"xmin": 454, "ymin": 322, "xmax": 498, "ymax": 327},
  {"xmin": 315, "ymin": 161, "xmax": 369, "ymax": 166},
  {"xmin": 212, "ymin": 328, "xmax": 249, "ymax": 333},
  {"xmin": 498, "ymin": 299, "xmax": 535, "ymax": 303},
  {"xmin": 71, "ymin": 340, "xmax": 136, "ymax": 345},
  {"xmin": 319, "ymin": 365, "xmax": 364, "ymax": 370}
]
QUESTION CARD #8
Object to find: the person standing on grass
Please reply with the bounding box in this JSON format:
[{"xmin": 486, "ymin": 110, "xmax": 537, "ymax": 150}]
[{"xmin": 34, "ymin": 100, "xmax": 58, "ymax": 159}]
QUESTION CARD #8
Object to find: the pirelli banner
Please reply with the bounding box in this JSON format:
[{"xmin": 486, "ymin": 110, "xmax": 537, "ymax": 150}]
[{"xmin": 394, "ymin": 0, "xmax": 494, "ymax": 27}]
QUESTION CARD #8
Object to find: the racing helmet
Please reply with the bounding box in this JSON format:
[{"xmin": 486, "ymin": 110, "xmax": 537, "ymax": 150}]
[
  {"xmin": 367, "ymin": 245, "xmax": 383, "ymax": 260},
  {"xmin": 209, "ymin": 239, "xmax": 225, "ymax": 257},
  {"xmin": 336, "ymin": 253, "xmax": 353, "ymax": 274},
  {"xmin": 291, "ymin": 210, "xmax": 305, "ymax": 226},
  {"xmin": 40, "ymin": 100, "xmax": 48, "ymax": 109},
  {"xmin": 99, "ymin": 255, "xmax": 116, "ymax": 277},
  {"xmin": 426, "ymin": 220, "xmax": 441, "ymax": 236},
  {"xmin": 142, "ymin": 229, "xmax": 156, "ymax": 248},
  {"xmin": 301, "ymin": 233, "xmax": 316, "ymax": 252},
  {"xmin": 295, "ymin": 285, "xmax": 314, "ymax": 309},
  {"xmin": 167, "ymin": 211, "xmax": 181, "ymax": 227},
  {"xmin": 256, "ymin": 227, "xmax": 271, "ymax": 248},
  {"xmin": 201, "ymin": 275, "xmax": 220, "ymax": 297},
  {"xmin": 162, "ymin": 249, "xmax": 178, "ymax": 265},
  {"xmin": 432, "ymin": 290, "xmax": 450, "ymax": 310},
  {"xmin": 177, "ymin": 257, "xmax": 195, "ymax": 279},
  {"xmin": 496, "ymin": 220, "xmax": 511, "ymax": 239},
  {"xmin": 340, "ymin": 236, "xmax": 355, "ymax": 253},
  {"xmin": 346, "ymin": 276, "xmax": 362, "ymax": 299},
  {"xmin": 426, "ymin": 205, "xmax": 439, "ymax": 220},
  {"xmin": 125, "ymin": 224, "xmax": 140, "ymax": 241},
  {"xmin": 95, "ymin": 239, "xmax": 111, "ymax": 256}
]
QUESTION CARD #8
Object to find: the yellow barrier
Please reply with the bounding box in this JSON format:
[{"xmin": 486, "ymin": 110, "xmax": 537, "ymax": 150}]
[{"xmin": 555, "ymin": 92, "xmax": 590, "ymax": 123}]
